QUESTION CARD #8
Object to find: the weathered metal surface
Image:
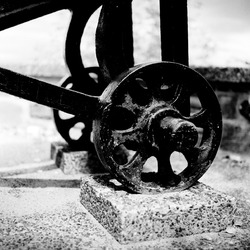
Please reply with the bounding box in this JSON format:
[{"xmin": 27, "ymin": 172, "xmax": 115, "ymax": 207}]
[
  {"xmin": 93, "ymin": 62, "xmax": 222, "ymax": 194},
  {"xmin": 0, "ymin": 67, "xmax": 98, "ymax": 118}
]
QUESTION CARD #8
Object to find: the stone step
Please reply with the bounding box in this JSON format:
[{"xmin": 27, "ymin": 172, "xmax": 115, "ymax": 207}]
[
  {"xmin": 51, "ymin": 142, "xmax": 107, "ymax": 175},
  {"xmin": 80, "ymin": 174, "xmax": 236, "ymax": 244}
]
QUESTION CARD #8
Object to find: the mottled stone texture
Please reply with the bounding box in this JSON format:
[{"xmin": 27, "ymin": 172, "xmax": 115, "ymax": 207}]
[
  {"xmin": 80, "ymin": 174, "xmax": 236, "ymax": 244},
  {"xmin": 194, "ymin": 67, "xmax": 250, "ymax": 153},
  {"xmin": 51, "ymin": 142, "xmax": 106, "ymax": 175},
  {"xmin": 195, "ymin": 67, "xmax": 250, "ymax": 84},
  {"xmin": 221, "ymin": 119, "xmax": 250, "ymax": 152}
]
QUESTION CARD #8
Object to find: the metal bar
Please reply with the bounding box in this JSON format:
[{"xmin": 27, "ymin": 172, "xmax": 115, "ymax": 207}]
[
  {"xmin": 0, "ymin": 67, "xmax": 98, "ymax": 119},
  {"xmin": 96, "ymin": 0, "xmax": 134, "ymax": 83},
  {"xmin": 0, "ymin": 0, "xmax": 68, "ymax": 31},
  {"xmin": 121, "ymin": 1, "xmax": 134, "ymax": 68},
  {"xmin": 159, "ymin": 0, "xmax": 189, "ymax": 66}
]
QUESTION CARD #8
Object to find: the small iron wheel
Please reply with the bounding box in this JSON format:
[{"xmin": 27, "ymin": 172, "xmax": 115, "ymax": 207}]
[
  {"xmin": 53, "ymin": 67, "xmax": 103, "ymax": 150},
  {"xmin": 93, "ymin": 62, "xmax": 222, "ymax": 194}
]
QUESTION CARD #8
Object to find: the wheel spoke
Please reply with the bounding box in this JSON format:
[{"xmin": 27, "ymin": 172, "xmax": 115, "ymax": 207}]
[
  {"xmin": 111, "ymin": 128, "xmax": 142, "ymax": 148},
  {"xmin": 120, "ymin": 93, "xmax": 145, "ymax": 113},
  {"xmin": 155, "ymin": 150, "xmax": 181, "ymax": 186},
  {"xmin": 186, "ymin": 108, "xmax": 210, "ymax": 127},
  {"xmin": 132, "ymin": 72, "xmax": 180, "ymax": 104},
  {"xmin": 77, "ymin": 125, "xmax": 92, "ymax": 140},
  {"xmin": 125, "ymin": 81, "xmax": 152, "ymax": 111},
  {"xmin": 170, "ymin": 84, "xmax": 192, "ymax": 109},
  {"xmin": 120, "ymin": 152, "xmax": 147, "ymax": 181},
  {"xmin": 182, "ymin": 146, "xmax": 203, "ymax": 164},
  {"xmin": 60, "ymin": 115, "xmax": 81, "ymax": 129}
]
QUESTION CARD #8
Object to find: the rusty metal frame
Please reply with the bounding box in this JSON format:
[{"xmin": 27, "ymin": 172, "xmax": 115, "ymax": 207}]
[
  {"xmin": 159, "ymin": 0, "xmax": 190, "ymax": 115},
  {"xmin": 0, "ymin": 0, "xmax": 224, "ymax": 193}
]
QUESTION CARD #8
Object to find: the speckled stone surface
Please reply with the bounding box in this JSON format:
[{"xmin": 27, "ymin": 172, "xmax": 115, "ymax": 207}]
[
  {"xmin": 194, "ymin": 67, "xmax": 250, "ymax": 84},
  {"xmin": 51, "ymin": 142, "xmax": 106, "ymax": 175},
  {"xmin": 80, "ymin": 174, "xmax": 236, "ymax": 244},
  {"xmin": 0, "ymin": 168, "xmax": 250, "ymax": 249},
  {"xmin": 0, "ymin": 186, "xmax": 119, "ymax": 249}
]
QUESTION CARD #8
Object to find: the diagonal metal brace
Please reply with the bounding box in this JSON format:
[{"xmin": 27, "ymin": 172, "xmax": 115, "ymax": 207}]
[{"xmin": 0, "ymin": 67, "xmax": 98, "ymax": 119}]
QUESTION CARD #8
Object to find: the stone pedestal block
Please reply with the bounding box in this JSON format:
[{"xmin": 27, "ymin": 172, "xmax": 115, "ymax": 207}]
[
  {"xmin": 51, "ymin": 142, "xmax": 106, "ymax": 175},
  {"xmin": 50, "ymin": 141, "xmax": 68, "ymax": 161},
  {"xmin": 80, "ymin": 174, "xmax": 236, "ymax": 244}
]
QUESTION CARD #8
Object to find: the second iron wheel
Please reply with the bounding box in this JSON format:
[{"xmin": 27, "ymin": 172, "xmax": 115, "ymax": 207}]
[{"xmin": 53, "ymin": 67, "xmax": 103, "ymax": 150}]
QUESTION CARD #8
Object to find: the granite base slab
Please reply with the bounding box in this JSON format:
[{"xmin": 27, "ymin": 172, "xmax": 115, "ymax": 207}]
[
  {"xmin": 80, "ymin": 174, "xmax": 236, "ymax": 244},
  {"xmin": 51, "ymin": 142, "xmax": 106, "ymax": 175}
]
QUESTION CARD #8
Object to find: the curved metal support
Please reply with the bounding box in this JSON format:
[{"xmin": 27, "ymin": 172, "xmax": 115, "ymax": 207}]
[
  {"xmin": 65, "ymin": 1, "xmax": 103, "ymax": 94},
  {"xmin": 96, "ymin": 0, "xmax": 134, "ymax": 83}
]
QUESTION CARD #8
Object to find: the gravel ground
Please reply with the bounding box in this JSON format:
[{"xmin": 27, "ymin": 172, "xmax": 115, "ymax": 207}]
[{"xmin": 0, "ymin": 93, "xmax": 61, "ymax": 169}]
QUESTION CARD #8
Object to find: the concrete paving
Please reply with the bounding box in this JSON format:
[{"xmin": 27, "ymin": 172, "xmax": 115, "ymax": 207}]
[
  {"xmin": 0, "ymin": 169, "xmax": 119, "ymax": 249},
  {"xmin": 0, "ymin": 158, "xmax": 250, "ymax": 250}
]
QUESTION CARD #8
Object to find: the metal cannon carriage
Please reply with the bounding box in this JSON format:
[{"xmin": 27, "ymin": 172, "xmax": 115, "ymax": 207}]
[{"xmin": 0, "ymin": 0, "xmax": 222, "ymax": 194}]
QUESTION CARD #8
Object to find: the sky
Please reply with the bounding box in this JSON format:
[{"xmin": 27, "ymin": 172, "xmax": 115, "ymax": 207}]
[
  {"xmin": 200, "ymin": 0, "xmax": 250, "ymax": 35},
  {"xmin": 188, "ymin": 0, "xmax": 250, "ymax": 67}
]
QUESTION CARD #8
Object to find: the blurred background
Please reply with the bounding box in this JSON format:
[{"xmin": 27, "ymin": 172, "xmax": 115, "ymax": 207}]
[
  {"xmin": 1, "ymin": 0, "xmax": 250, "ymax": 72},
  {"xmin": 0, "ymin": 0, "xmax": 249, "ymax": 168}
]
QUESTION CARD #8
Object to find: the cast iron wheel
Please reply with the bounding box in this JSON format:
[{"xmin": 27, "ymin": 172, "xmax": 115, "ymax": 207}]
[
  {"xmin": 93, "ymin": 62, "xmax": 222, "ymax": 194},
  {"xmin": 53, "ymin": 67, "xmax": 103, "ymax": 150}
]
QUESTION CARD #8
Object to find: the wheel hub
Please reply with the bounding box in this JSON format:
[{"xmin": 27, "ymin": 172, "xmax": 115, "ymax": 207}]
[{"xmin": 147, "ymin": 107, "xmax": 198, "ymax": 152}]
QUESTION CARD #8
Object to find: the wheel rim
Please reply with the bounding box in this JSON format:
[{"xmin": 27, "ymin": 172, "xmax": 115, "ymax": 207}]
[{"xmin": 93, "ymin": 62, "xmax": 222, "ymax": 194}]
